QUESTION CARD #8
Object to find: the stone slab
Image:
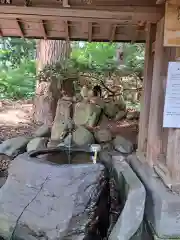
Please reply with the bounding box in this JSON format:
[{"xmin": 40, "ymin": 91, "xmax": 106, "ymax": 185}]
[
  {"xmin": 0, "ymin": 153, "xmax": 106, "ymax": 240},
  {"xmin": 100, "ymin": 152, "xmax": 146, "ymax": 240},
  {"xmin": 127, "ymin": 153, "xmax": 180, "ymax": 239}
]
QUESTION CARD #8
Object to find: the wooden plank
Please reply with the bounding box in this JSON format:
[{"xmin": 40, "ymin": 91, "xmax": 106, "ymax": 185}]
[
  {"xmin": 0, "ymin": 6, "xmax": 163, "ymax": 23},
  {"xmin": 164, "ymin": 1, "xmax": 180, "ymax": 46},
  {"xmin": 0, "ymin": 0, "xmax": 158, "ymax": 7},
  {"xmin": 137, "ymin": 23, "xmax": 156, "ymax": 157},
  {"xmin": 146, "ymin": 18, "xmax": 165, "ymax": 166}
]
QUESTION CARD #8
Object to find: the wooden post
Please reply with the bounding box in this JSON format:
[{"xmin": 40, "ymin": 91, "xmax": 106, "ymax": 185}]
[
  {"xmin": 146, "ymin": 18, "xmax": 168, "ymax": 166},
  {"xmin": 166, "ymin": 48, "xmax": 180, "ymax": 183},
  {"xmin": 138, "ymin": 23, "xmax": 156, "ymax": 158}
]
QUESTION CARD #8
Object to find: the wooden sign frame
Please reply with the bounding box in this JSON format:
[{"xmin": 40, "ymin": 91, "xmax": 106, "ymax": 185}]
[{"xmin": 164, "ymin": 1, "xmax": 180, "ymax": 46}]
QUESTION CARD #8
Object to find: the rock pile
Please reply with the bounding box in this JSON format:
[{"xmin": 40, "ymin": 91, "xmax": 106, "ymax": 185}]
[{"xmin": 0, "ymin": 94, "xmax": 137, "ymax": 173}]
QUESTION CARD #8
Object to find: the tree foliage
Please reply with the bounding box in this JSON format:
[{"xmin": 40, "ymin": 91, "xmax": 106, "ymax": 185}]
[{"xmin": 0, "ymin": 38, "xmax": 145, "ymax": 100}]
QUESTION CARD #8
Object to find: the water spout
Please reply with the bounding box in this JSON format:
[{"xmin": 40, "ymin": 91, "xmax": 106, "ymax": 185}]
[{"xmin": 90, "ymin": 144, "xmax": 101, "ymax": 164}]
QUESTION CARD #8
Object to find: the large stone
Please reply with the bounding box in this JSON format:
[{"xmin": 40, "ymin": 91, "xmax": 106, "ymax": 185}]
[
  {"xmin": 90, "ymin": 96, "xmax": 105, "ymax": 109},
  {"xmin": 0, "ymin": 136, "xmax": 29, "ymax": 158},
  {"xmin": 27, "ymin": 137, "xmax": 49, "ymax": 152},
  {"xmin": 104, "ymin": 102, "xmax": 119, "ymax": 119},
  {"xmin": 34, "ymin": 125, "xmax": 51, "ymax": 138},
  {"xmin": 74, "ymin": 102, "xmax": 101, "ymax": 127},
  {"xmin": 113, "ymin": 135, "xmax": 133, "ymax": 154},
  {"xmin": 51, "ymin": 98, "xmax": 72, "ymax": 141},
  {"xmin": 115, "ymin": 96, "xmax": 126, "ymax": 111},
  {"xmin": 0, "ymin": 154, "xmax": 107, "ymax": 240},
  {"xmin": 95, "ymin": 129, "xmax": 112, "ymax": 143},
  {"xmin": 72, "ymin": 126, "xmax": 95, "ymax": 147}
]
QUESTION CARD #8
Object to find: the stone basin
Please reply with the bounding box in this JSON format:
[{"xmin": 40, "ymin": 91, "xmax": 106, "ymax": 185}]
[
  {"xmin": 28, "ymin": 145, "xmax": 99, "ymax": 165},
  {"xmin": 0, "ymin": 147, "xmax": 146, "ymax": 240}
]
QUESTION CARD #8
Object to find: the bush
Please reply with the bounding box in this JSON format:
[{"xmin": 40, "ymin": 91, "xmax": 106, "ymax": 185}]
[{"xmin": 0, "ymin": 60, "xmax": 36, "ymax": 99}]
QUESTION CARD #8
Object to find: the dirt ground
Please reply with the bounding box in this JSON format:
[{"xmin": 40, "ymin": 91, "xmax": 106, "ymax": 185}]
[{"xmin": 0, "ymin": 100, "xmax": 138, "ymax": 144}]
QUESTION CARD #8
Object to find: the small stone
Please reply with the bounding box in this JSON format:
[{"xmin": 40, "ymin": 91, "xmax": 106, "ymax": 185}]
[
  {"xmin": 34, "ymin": 125, "xmax": 51, "ymax": 138},
  {"xmin": 114, "ymin": 111, "xmax": 126, "ymax": 121},
  {"xmin": 126, "ymin": 111, "xmax": 140, "ymax": 120},
  {"xmin": 95, "ymin": 129, "xmax": 112, "ymax": 143},
  {"xmin": 100, "ymin": 143, "xmax": 112, "ymax": 151},
  {"xmin": 0, "ymin": 154, "xmax": 11, "ymax": 171},
  {"xmin": 113, "ymin": 135, "xmax": 133, "ymax": 154},
  {"xmin": 0, "ymin": 136, "xmax": 29, "ymax": 158},
  {"xmin": 47, "ymin": 140, "xmax": 61, "ymax": 148},
  {"xmin": 27, "ymin": 137, "xmax": 49, "ymax": 152}
]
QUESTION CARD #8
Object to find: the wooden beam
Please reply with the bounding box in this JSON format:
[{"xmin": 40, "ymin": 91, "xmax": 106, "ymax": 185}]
[
  {"xmin": 40, "ymin": 20, "xmax": 47, "ymax": 39},
  {"xmin": 0, "ymin": 6, "xmax": 163, "ymax": 23},
  {"xmin": 88, "ymin": 22, "xmax": 92, "ymax": 42},
  {"xmin": 137, "ymin": 23, "xmax": 156, "ymax": 157},
  {"xmin": 110, "ymin": 24, "xmax": 117, "ymax": 42},
  {"xmin": 16, "ymin": 18, "xmax": 24, "ymax": 37}
]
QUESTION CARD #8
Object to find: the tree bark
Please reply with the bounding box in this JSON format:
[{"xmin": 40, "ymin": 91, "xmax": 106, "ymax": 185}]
[{"xmin": 34, "ymin": 40, "xmax": 71, "ymax": 126}]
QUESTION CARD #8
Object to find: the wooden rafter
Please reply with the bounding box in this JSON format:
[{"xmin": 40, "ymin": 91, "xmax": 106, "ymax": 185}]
[
  {"xmin": 0, "ymin": 27, "xmax": 3, "ymax": 37},
  {"xmin": 88, "ymin": 22, "xmax": 92, "ymax": 42},
  {"xmin": 64, "ymin": 20, "xmax": 69, "ymax": 40},
  {"xmin": 40, "ymin": 20, "xmax": 47, "ymax": 39},
  {"xmin": 110, "ymin": 24, "xmax": 117, "ymax": 42},
  {"xmin": 16, "ymin": 18, "xmax": 24, "ymax": 37}
]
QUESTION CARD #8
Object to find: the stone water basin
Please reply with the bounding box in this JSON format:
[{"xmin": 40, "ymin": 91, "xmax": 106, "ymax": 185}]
[{"xmin": 0, "ymin": 147, "xmax": 146, "ymax": 240}]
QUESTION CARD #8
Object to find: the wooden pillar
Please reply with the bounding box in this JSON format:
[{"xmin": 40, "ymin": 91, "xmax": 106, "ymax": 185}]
[
  {"xmin": 166, "ymin": 48, "xmax": 180, "ymax": 183},
  {"xmin": 146, "ymin": 18, "xmax": 167, "ymax": 166},
  {"xmin": 138, "ymin": 23, "xmax": 156, "ymax": 157}
]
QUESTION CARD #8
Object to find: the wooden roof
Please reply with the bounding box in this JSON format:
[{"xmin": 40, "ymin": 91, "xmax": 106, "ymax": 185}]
[{"xmin": 0, "ymin": 0, "xmax": 164, "ymax": 41}]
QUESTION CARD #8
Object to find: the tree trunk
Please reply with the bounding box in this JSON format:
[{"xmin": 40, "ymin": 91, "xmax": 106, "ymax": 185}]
[{"xmin": 34, "ymin": 40, "xmax": 71, "ymax": 126}]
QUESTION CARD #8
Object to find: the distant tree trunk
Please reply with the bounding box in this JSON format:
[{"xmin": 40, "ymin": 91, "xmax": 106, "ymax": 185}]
[{"xmin": 34, "ymin": 40, "xmax": 71, "ymax": 126}]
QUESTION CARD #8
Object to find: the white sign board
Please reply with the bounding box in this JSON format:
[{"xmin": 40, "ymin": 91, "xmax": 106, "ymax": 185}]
[{"xmin": 163, "ymin": 62, "xmax": 180, "ymax": 128}]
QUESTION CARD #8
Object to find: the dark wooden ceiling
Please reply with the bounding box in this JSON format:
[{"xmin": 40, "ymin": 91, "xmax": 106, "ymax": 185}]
[{"xmin": 0, "ymin": 0, "xmax": 164, "ymax": 41}]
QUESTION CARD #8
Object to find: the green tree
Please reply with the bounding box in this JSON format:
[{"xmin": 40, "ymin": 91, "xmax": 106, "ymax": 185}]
[{"xmin": 0, "ymin": 38, "xmax": 35, "ymax": 68}]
